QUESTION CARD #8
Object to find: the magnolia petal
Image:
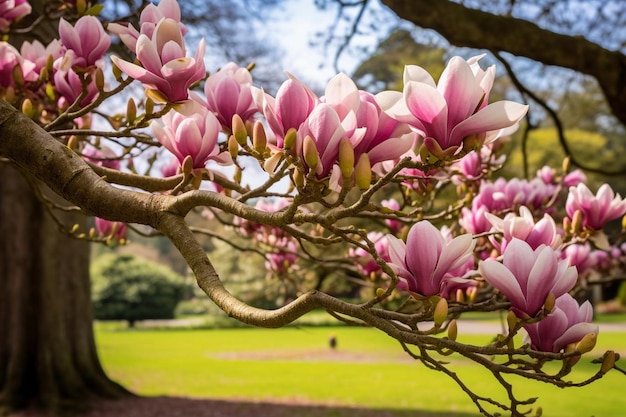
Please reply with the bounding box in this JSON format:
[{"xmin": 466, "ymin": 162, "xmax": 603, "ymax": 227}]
[
  {"xmin": 404, "ymin": 81, "xmax": 448, "ymax": 143},
  {"xmin": 553, "ymin": 323, "xmax": 599, "ymax": 352},
  {"xmin": 479, "ymin": 259, "xmax": 526, "ymax": 310},
  {"xmin": 403, "ymin": 65, "xmax": 435, "ymax": 87},
  {"xmin": 449, "ymin": 101, "xmax": 528, "ymax": 147}
]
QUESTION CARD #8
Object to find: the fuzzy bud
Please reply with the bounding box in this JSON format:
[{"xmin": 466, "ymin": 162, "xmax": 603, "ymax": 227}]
[
  {"xmin": 575, "ymin": 333, "xmax": 597, "ymax": 355},
  {"xmin": 506, "ymin": 310, "xmax": 518, "ymax": 333},
  {"xmin": 338, "ymin": 138, "xmax": 354, "ymax": 178},
  {"xmin": 303, "ymin": 136, "xmax": 319, "ymax": 171},
  {"xmin": 601, "ymin": 350, "xmax": 616, "ymax": 374},
  {"xmin": 67, "ymin": 136, "xmax": 79, "ymax": 150},
  {"xmin": 126, "ymin": 98, "xmax": 136, "ymax": 124},
  {"xmin": 354, "ymin": 153, "xmax": 371, "ymax": 190},
  {"xmin": 447, "ymin": 319, "xmax": 458, "ymax": 341},
  {"xmin": 144, "ymin": 98, "xmax": 154, "ymax": 116},
  {"xmin": 181, "ymin": 155, "xmax": 194, "ymax": 176},
  {"xmin": 95, "ymin": 67, "xmax": 105, "ymax": 91},
  {"xmin": 232, "ymin": 114, "xmax": 247, "ymax": 145},
  {"xmin": 12, "ymin": 64, "xmax": 24, "ymax": 88},
  {"xmin": 112, "ymin": 62, "xmax": 123, "ymax": 82},
  {"xmin": 21, "ymin": 99, "xmax": 35, "ymax": 118},
  {"xmin": 283, "ymin": 128, "xmax": 297, "ymax": 151},
  {"xmin": 252, "ymin": 120, "xmax": 267, "ymax": 153},
  {"xmin": 228, "ymin": 135, "xmax": 239, "ymax": 160},
  {"xmin": 433, "ymin": 297, "xmax": 448, "ymax": 327},
  {"xmin": 571, "ymin": 209, "xmax": 583, "ymax": 233},
  {"xmin": 544, "ymin": 292, "xmax": 556, "ymax": 314}
]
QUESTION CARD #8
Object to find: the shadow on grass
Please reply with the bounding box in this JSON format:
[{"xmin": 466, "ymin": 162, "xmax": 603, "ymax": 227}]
[{"xmin": 30, "ymin": 396, "xmax": 478, "ymax": 417}]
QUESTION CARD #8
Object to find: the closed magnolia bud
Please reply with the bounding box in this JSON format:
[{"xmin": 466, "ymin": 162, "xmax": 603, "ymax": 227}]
[
  {"xmin": 76, "ymin": 0, "xmax": 86, "ymax": 14},
  {"xmin": 232, "ymin": 114, "xmax": 247, "ymax": 145},
  {"xmin": 145, "ymin": 98, "xmax": 154, "ymax": 116},
  {"xmin": 506, "ymin": 310, "xmax": 518, "ymax": 333},
  {"xmin": 292, "ymin": 168, "xmax": 304, "ymax": 189},
  {"xmin": 234, "ymin": 166, "xmax": 242, "ymax": 183},
  {"xmin": 95, "ymin": 67, "xmax": 105, "ymax": 91},
  {"xmin": 252, "ymin": 120, "xmax": 267, "ymax": 153},
  {"xmin": 338, "ymin": 138, "xmax": 354, "ymax": 178},
  {"xmin": 112, "ymin": 62, "xmax": 123, "ymax": 82},
  {"xmin": 571, "ymin": 209, "xmax": 583, "ymax": 233},
  {"xmin": 562, "ymin": 156, "xmax": 570, "ymax": 174},
  {"xmin": 21, "ymin": 98, "xmax": 35, "ymax": 118},
  {"xmin": 447, "ymin": 319, "xmax": 458, "ymax": 341},
  {"xmin": 126, "ymin": 98, "xmax": 137, "ymax": 124},
  {"xmin": 563, "ymin": 217, "xmax": 572, "ymax": 234},
  {"xmin": 355, "ymin": 153, "xmax": 371, "ymax": 190},
  {"xmin": 303, "ymin": 136, "xmax": 319, "ymax": 171},
  {"xmin": 375, "ymin": 288, "xmax": 386, "ymax": 298},
  {"xmin": 228, "ymin": 135, "xmax": 239, "ymax": 160},
  {"xmin": 544, "ymin": 292, "xmax": 556, "ymax": 314},
  {"xmin": 601, "ymin": 350, "xmax": 616, "ymax": 374},
  {"xmin": 433, "ymin": 297, "xmax": 448, "ymax": 327},
  {"xmin": 181, "ymin": 155, "xmax": 194, "ymax": 176},
  {"xmin": 67, "ymin": 135, "xmax": 79, "ymax": 150},
  {"xmin": 12, "ymin": 64, "xmax": 24, "ymax": 88},
  {"xmin": 575, "ymin": 332, "xmax": 597, "ymax": 355},
  {"xmin": 283, "ymin": 128, "xmax": 297, "ymax": 151}
]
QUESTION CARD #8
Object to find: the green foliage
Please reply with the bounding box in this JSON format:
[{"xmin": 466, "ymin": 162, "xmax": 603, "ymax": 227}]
[
  {"xmin": 617, "ymin": 282, "xmax": 626, "ymax": 307},
  {"xmin": 91, "ymin": 254, "xmax": 185, "ymax": 326},
  {"xmin": 352, "ymin": 29, "xmax": 445, "ymax": 92}
]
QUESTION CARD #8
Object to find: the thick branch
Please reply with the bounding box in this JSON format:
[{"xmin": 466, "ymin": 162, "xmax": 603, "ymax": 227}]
[{"xmin": 381, "ymin": 0, "xmax": 626, "ymax": 126}]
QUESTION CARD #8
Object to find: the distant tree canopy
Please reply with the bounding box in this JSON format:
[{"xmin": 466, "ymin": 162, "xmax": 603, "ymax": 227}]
[{"xmin": 91, "ymin": 254, "xmax": 186, "ymax": 327}]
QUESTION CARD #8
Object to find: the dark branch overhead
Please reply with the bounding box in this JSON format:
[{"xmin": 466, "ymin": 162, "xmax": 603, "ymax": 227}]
[{"xmin": 381, "ymin": 0, "xmax": 626, "ymax": 126}]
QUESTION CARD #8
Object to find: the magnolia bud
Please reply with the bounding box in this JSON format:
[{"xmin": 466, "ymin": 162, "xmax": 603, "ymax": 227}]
[
  {"xmin": 252, "ymin": 120, "xmax": 267, "ymax": 153},
  {"xmin": 67, "ymin": 136, "xmax": 79, "ymax": 150},
  {"xmin": 95, "ymin": 67, "xmax": 105, "ymax": 91},
  {"xmin": 303, "ymin": 136, "xmax": 319, "ymax": 171},
  {"xmin": 433, "ymin": 297, "xmax": 448, "ymax": 328},
  {"xmin": 12, "ymin": 64, "xmax": 24, "ymax": 88},
  {"xmin": 126, "ymin": 98, "xmax": 137, "ymax": 124},
  {"xmin": 283, "ymin": 128, "xmax": 297, "ymax": 151},
  {"xmin": 338, "ymin": 138, "xmax": 354, "ymax": 178},
  {"xmin": 232, "ymin": 114, "xmax": 247, "ymax": 145},
  {"xmin": 544, "ymin": 292, "xmax": 556, "ymax": 314},
  {"xmin": 21, "ymin": 99, "xmax": 35, "ymax": 118},
  {"xmin": 292, "ymin": 169, "xmax": 304, "ymax": 189},
  {"xmin": 506, "ymin": 310, "xmax": 518, "ymax": 333},
  {"xmin": 601, "ymin": 350, "xmax": 616, "ymax": 374},
  {"xmin": 375, "ymin": 288, "xmax": 386, "ymax": 298},
  {"xmin": 146, "ymin": 88, "xmax": 168, "ymax": 104},
  {"xmin": 145, "ymin": 98, "xmax": 154, "ymax": 116},
  {"xmin": 112, "ymin": 62, "xmax": 123, "ymax": 82},
  {"xmin": 355, "ymin": 153, "xmax": 371, "ymax": 190},
  {"xmin": 234, "ymin": 166, "xmax": 242, "ymax": 183},
  {"xmin": 76, "ymin": 0, "xmax": 86, "ymax": 14},
  {"xmin": 571, "ymin": 209, "xmax": 583, "ymax": 233},
  {"xmin": 228, "ymin": 135, "xmax": 239, "ymax": 160},
  {"xmin": 575, "ymin": 333, "xmax": 597, "ymax": 355},
  {"xmin": 447, "ymin": 319, "xmax": 458, "ymax": 341},
  {"xmin": 562, "ymin": 156, "xmax": 570, "ymax": 174},
  {"xmin": 563, "ymin": 217, "xmax": 572, "ymax": 235},
  {"xmin": 181, "ymin": 155, "xmax": 194, "ymax": 176}
]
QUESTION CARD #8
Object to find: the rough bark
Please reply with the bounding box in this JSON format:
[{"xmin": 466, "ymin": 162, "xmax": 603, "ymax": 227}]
[
  {"xmin": 0, "ymin": 164, "xmax": 130, "ymax": 412},
  {"xmin": 381, "ymin": 0, "xmax": 626, "ymax": 127}
]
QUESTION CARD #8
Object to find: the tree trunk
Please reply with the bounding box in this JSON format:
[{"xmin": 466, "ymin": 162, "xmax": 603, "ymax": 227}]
[{"xmin": 0, "ymin": 163, "xmax": 130, "ymax": 412}]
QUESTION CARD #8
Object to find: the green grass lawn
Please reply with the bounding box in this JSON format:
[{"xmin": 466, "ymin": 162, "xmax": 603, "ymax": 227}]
[{"xmin": 96, "ymin": 322, "xmax": 626, "ymax": 417}]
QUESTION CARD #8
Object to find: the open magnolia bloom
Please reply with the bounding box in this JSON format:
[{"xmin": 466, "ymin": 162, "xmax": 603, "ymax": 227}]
[
  {"xmin": 479, "ymin": 239, "xmax": 577, "ymax": 319},
  {"xmin": 378, "ymin": 55, "xmax": 528, "ymax": 159},
  {"xmin": 387, "ymin": 221, "xmax": 475, "ymax": 297}
]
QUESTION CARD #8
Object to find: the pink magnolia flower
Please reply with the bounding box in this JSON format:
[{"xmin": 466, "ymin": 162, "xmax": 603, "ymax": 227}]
[
  {"xmin": 265, "ymin": 238, "xmax": 298, "ymax": 275},
  {"xmin": 108, "ymin": 0, "xmax": 186, "ymax": 53},
  {"xmin": 485, "ymin": 206, "xmax": 562, "ymax": 252},
  {"xmin": 523, "ymin": 293, "xmax": 598, "ymax": 353},
  {"xmin": 479, "ymin": 239, "xmax": 577, "ymax": 318},
  {"xmin": 20, "ymin": 39, "xmax": 62, "ymax": 74},
  {"xmin": 349, "ymin": 232, "xmax": 391, "ymax": 278},
  {"xmin": 59, "ymin": 16, "xmax": 111, "ymax": 68},
  {"xmin": 379, "ymin": 55, "xmax": 528, "ymax": 159},
  {"xmin": 151, "ymin": 102, "xmax": 230, "ymax": 169},
  {"xmin": 111, "ymin": 18, "xmax": 206, "ymax": 103},
  {"xmin": 387, "ymin": 221, "xmax": 475, "ymax": 297},
  {"xmin": 53, "ymin": 66, "xmax": 99, "ymax": 107},
  {"xmin": 203, "ymin": 62, "xmax": 258, "ymax": 129},
  {"xmin": 297, "ymin": 103, "xmax": 347, "ymax": 177},
  {"xmin": 0, "ymin": 0, "xmax": 31, "ymax": 32},
  {"xmin": 460, "ymin": 201, "xmax": 491, "ymax": 235},
  {"xmin": 0, "ymin": 42, "xmax": 36, "ymax": 87},
  {"xmin": 256, "ymin": 76, "xmax": 318, "ymax": 147},
  {"xmin": 565, "ymin": 183, "xmax": 626, "ymax": 230},
  {"xmin": 83, "ymin": 146, "xmax": 121, "ymax": 170},
  {"xmin": 95, "ymin": 217, "xmax": 127, "ymax": 241}
]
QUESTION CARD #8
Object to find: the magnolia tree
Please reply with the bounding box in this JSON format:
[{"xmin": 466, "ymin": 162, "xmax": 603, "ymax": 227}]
[{"xmin": 1, "ymin": 0, "xmax": 626, "ymax": 415}]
